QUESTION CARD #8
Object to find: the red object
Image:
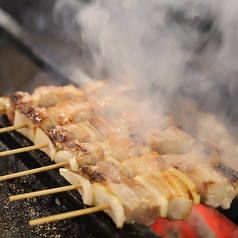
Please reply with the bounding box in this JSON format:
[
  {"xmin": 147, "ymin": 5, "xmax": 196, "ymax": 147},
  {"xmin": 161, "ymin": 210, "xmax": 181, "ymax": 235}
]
[{"xmin": 152, "ymin": 204, "xmax": 238, "ymax": 238}]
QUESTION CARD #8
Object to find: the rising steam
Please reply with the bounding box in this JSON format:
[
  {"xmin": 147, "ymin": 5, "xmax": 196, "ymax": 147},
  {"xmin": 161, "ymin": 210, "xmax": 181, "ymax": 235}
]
[{"xmin": 53, "ymin": 0, "xmax": 238, "ymax": 169}]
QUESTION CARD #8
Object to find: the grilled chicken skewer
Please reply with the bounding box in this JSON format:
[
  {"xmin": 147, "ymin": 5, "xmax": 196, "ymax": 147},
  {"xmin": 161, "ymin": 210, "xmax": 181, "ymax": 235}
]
[
  {"xmin": 0, "ymin": 80, "xmax": 132, "ymax": 124},
  {"xmin": 0, "ymin": 85, "xmax": 87, "ymax": 123},
  {"xmin": 60, "ymin": 152, "xmax": 238, "ymax": 227},
  {"xmin": 63, "ymin": 137, "xmax": 237, "ymax": 210},
  {"xmin": 14, "ymin": 98, "xmax": 94, "ymax": 142},
  {"xmin": 60, "ymin": 165, "xmax": 199, "ymax": 228},
  {"xmin": 1, "ymin": 83, "xmax": 237, "ymax": 229}
]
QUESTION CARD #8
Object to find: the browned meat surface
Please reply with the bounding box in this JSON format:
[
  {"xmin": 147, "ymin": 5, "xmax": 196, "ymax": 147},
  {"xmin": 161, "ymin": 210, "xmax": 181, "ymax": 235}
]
[
  {"xmin": 80, "ymin": 152, "xmax": 168, "ymax": 183},
  {"xmin": 14, "ymin": 98, "xmax": 95, "ymax": 137},
  {"xmin": 87, "ymin": 94, "xmax": 138, "ymax": 119},
  {"xmin": 104, "ymin": 134, "xmax": 151, "ymax": 161},
  {"xmin": 122, "ymin": 152, "xmax": 169, "ymax": 178},
  {"xmin": 144, "ymin": 126, "xmax": 196, "ymax": 154},
  {"xmin": 32, "ymin": 84, "xmax": 87, "ymax": 107},
  {"xmin": 162, "ymin": 139, "xmax": 219, "ymax": 173},
  {"xmin": 107, "ymin": 180, "xmax": 162, "ymax": 226},
  {"xmin": 17, "ymin": 105, "xmax": 55, "ymax": 131},
  {"xmin": 82, "ymin": 160, "xmax": 127, "ymax": 183},
  {"xmin": 186, "ymin": 164, "xmax": 238, "ymax": 209},
  {"xmin": 90, "ymin": 116, "xmax": 128, "ymax": 141},
  {"xmin": 47, "ymin": 98, "xmax": 94, "ymax": 125},
  {"xmin": 49, "ymin": 121, "xmax": 100, "ymax": 146},
  {"xmin": 0, "ymin": 92, "xmax": 34, "ymax": 123},
  {"xmin": 64, "ymin": 140, "xmax": 105, "ymax": 166},
  {"xmin": 2, "ymin": 82, "xmax": 238, "ymax": 228}
]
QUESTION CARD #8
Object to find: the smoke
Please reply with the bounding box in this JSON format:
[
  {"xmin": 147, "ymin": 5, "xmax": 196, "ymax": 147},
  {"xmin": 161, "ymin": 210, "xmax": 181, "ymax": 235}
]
[
  {"xmin": 54, "ymin": 0, "xmax": 220, "ymax": 91},
  {"xmin": 53, "ymin": 0, "xmax": 238, "ymax": 168}
]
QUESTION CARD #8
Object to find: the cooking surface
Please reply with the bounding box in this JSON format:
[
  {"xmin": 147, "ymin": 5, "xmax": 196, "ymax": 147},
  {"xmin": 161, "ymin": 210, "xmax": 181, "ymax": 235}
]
[
  {"xmin": 0, "ymin": 2, "xmax": 237, "ymax": 236},
  {"xmin": 0, "ymin": 114, "xmax": 161, "ymax": 238}
]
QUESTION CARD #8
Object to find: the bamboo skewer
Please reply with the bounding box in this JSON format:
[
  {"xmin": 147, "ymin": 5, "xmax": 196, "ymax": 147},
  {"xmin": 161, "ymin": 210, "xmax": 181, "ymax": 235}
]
[
  {"xmin": 9, "ymin": 183, "xmax": 82, "ymax": 202},
  {"xmin": 29, "ymin": 204, "xmax": 111, "ymax": 226},
  {"xmin": 0, "ymin": 161, "xmax": 69, "ymax": 181},
  {"xmin": 0, "ymin": 124, "xmax": 26, "ymax": 133},
  {"xmin": 0, "ymin": 143, "xmax": 48, "ymax": 157}
]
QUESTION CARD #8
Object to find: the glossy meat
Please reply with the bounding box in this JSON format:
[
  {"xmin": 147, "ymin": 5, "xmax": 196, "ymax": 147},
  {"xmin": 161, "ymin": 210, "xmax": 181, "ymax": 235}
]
[
  {"xmin": 0, "ymin": 84, "xmax": 87, "ymax": 122},
  {"xmin": 89, "ymin": 116, "xmax": 128, "ymax": 141},
  {"xmin": 55, "ymin": 140, "xmax": 105, "ymax": 171},
  {"xmin": 49, "ymin": 121, "xmax": 100, "ymax": 145},
  {"xmin": 122, "ymin": 152, "xmax": 169, "ymax": 179},
  {"xmin": 34, "ymin": 121, "xmax": 100, "ymax": 159},
  {"xmin": 186, "ymin": 164, "xmax": 238, "ymax": 209},
  {"xmin": 144, "ymin": 126, "xmax": 196, "ymax": 154},
  {"xmin": 32, "ymin": 84, "xmax": 87, "ymax": 107},
  {"xmin": 162, "ymin": 139, "xmax": 219, "ymax": 172},
  {"xmin": 0, "ymin": 92, "xmax": 34, "ymax": 123},
  {"xmin": 46, "ymin": 98, "xmax": 94, "ymax": 125},
  {"xmin": 81, "ymin": 160, "xmax": 127, "ymax": 184},
  {"xmin": 104, "ymin": 134, "xmax": 151, "ymax": 161}
]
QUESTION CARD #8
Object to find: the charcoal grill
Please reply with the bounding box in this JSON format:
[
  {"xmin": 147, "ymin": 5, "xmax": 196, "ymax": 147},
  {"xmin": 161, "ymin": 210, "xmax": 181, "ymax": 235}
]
[
  {"xmin": 0, "ymin": 3, "xmax": 237, "ymax": 237},
  {"xmin": 0, "ymin": 6, "xmax": 162, "ymax": 238}
]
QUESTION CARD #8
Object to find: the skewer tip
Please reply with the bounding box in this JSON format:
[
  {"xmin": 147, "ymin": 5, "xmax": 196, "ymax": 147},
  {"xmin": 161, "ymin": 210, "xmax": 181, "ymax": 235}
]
[
  {"xmin": 0, "ymin": 124, "xmax": 26, "ymax": 133},
  {"xmin": 0, "ymin": 143, "xmax": 48, "ymax": 157},
  {"xmin": 28, "ymin": 204, "xmax": 111, "ymax": 226}
]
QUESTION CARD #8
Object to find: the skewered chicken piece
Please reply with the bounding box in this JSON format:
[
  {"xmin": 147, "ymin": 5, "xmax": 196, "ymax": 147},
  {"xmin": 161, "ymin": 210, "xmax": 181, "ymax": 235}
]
[
  {"xmin": 81, "ymin": 152, "xmax": 168, "ymax": 183},
  {"xmin": 144, "ymin": 126, "xmax": 196, "ymax": 154},
  {"xmin": 32, "ymin": 85, "xmax": 86, "ymax": 107},
  {"xmin": 13, "ymin": 98, "xmax": 94, "ymax": 142},
  {"xmin": 54, "ymin": 140, "xmax": 105, "ymax": 171},
  {"xmin": 60, "ymin": 166, "xmax": 198, "ymax": 228},
  {"xmin": 0, "ymin": 85, "xmax": 87, "ymax": 123},
  {"xmin": 46, "ymin": 98, "xmax": 94, "ymax": 125},
  {"xmin": 160, "ymin": 152, "xmax": 237, "ymax": 209},
  {"xmin": 122, "ymin": 152, "xmax": 169, "ymax": 179},
  {"xmin": 134, "ymin": 169, "xmax": 194, "ymax": 222},
  {"xmin": 89, "ymin": 116, "xmax": 128, "ymax": 141},
  {"xmin": 60, "ymin": 151, "xmax": 200, "ymax": 222},
  {"xmin": 87, "ymin": 94, "xmax": 138, "ymax": 119},
  {"xmin": 102, "ymin": 134, "xmax": 151, "ymax": 161},
  {"xmin": 34, "ymin": 121, "xmax": 100, "ymax": 159},
  {"xmin": 0, "ymin": 92, "xmax": 34, "ymax": 123},
  {"xmin": 77, "ymin": 140, "xmax": 236, "ymax": 210},
  {"xmin": 185, "ymin": 163, "xmax": 238, "ymax": 209},
  {"xmin": 161, "ymin": 139, "xmax": 220, "ymax": 172},
  {"xmin": 54, "ymin": 134, "xmax": 151, "ymax": 171}
]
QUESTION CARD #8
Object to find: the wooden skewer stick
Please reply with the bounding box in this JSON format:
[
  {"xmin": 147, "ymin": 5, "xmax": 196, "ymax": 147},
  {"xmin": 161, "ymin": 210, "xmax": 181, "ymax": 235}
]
[
  {"xmin": 0, "ymin": 143, "xmax": 48, "ymax": 157},
  {"xmin": 9, "ymin": 183, "xmax": 82, "ymax": 202},
  {"xmin": 0, "ymin": 161, "xmax": 69, "ymax": 182},
  {"xmin": 0, "ymin": 124, "xmax": 26, "ymax": 133},
  {"xmin": 29, "ymin": 204, "xmax": 111, "ymax": 226}
]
